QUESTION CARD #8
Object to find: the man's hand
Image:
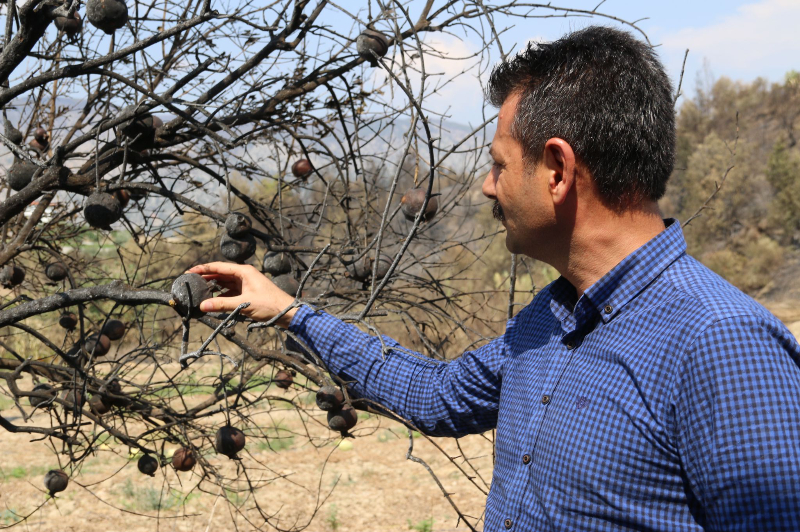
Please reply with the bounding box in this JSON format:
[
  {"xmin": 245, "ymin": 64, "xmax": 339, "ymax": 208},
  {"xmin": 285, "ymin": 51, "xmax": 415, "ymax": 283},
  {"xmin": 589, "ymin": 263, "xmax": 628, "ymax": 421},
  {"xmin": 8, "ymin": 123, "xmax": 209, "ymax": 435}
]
[{"xmin": 187, "ymin": 262, "xmax": 298, "ymax": 327}]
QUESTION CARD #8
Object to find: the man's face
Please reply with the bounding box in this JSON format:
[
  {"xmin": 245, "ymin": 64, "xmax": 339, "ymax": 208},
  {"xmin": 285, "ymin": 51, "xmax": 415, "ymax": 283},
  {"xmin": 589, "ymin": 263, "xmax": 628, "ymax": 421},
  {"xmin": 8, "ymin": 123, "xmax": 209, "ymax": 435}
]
[{"xmin": 482, "ymin": 93, "xmax": 556, "ymax": 256}]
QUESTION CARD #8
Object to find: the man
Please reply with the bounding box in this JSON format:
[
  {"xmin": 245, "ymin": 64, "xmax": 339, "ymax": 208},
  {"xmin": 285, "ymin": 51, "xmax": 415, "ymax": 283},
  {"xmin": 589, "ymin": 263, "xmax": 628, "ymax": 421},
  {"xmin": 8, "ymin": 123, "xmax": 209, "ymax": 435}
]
[{"xmin": 190, "ymin": 26, "xmax": 800, "ymax": 531}]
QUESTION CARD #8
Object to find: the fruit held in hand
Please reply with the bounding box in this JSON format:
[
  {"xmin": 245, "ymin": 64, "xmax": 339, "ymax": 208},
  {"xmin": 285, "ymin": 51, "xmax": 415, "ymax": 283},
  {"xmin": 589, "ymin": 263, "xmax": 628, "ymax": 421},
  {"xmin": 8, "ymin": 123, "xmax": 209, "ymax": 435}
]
[
  {"xmin": 262, "ymin": 251, "xmax": 292, "ymax": 276},
  {"xmin": 356, "ymin": 29, "xmax": 389, "ymax": 66},
  {"xmin": 316, "ymin": 386, "xmax": 344, "ymax": 411},
  {"xmin": 327, "ymin": 405, "xmax": 358, "ymax": 433},
  {"xmin": 291, "ymin": 159, "xmax": 313, "ymax": 179},
  {"xmin": 225, "ymin": 212, "xmax": 252, "ymax": 238},
  {"xmin": 55, "ymin": 10, "xmax": 82, "ymax": 37},
  {"xmin": 0, "ymin": 264, "xmax": 25, "ymax": 288},
  {"xmin": 274, "ymin": 369, "xmax": 294, "ymax": 389},
  {"xmin": 7, "ymin": 159, "xmax": 38, "ymax": 191},
  {"xmin": 171, "ymin": 273, "xmax": 211, "ymax": 317},
  {"xmin": 214, "ymin": 425, "xmax": 246, "ymax": 459},
  {"xmin": 272, "ymin": 274, "xmax": 299, "ymax": 296},
  {"xmin": 220, "ymin": 232, "xmax": 256, "ymax": 263},
  {"xmin": 137, "ymin": 454, "xmax": 159, "ymax": 476},
  {"xmin": 44, "ymin": 470, "xmax": 69, "ymax": 496},
  {"xmin": 44, "ymin": 262, "xmax": 68, "ymax": 282},
  {"xmin": 58, "ymin": 312, "xmax": 78, "ymax": 330},
  {"xmin": 101, "ymin": 319, "xmax": 125, "ymax": 341},
  {"xmin": 86, "ymin": 0, "xmax": 128, "ymax": 34},
  {"xmin": 83, "ymin": 192, "xmax": 122, "ymax": 229},
  {"xmin": 401, "ymin": 188, "xmax": 438, "ymax": 222},
  {"xmin": 85, "ymin": 333, "xmax": 111, "ymax": 356},
  {"xmin": 29, "ymin": 383, "xmax": 56, "ymax": 408},
  {"xmin": 172, "ymin": 447, "xmax": 196, "ymax": 471}
]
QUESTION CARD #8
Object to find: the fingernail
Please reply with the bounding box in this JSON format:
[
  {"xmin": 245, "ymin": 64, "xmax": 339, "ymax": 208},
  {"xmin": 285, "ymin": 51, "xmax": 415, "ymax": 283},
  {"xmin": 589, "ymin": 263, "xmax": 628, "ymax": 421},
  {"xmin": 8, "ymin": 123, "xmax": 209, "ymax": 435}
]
[{"xmin": 199, "ymin": 301, "xmax": 212, "ymax": 312}]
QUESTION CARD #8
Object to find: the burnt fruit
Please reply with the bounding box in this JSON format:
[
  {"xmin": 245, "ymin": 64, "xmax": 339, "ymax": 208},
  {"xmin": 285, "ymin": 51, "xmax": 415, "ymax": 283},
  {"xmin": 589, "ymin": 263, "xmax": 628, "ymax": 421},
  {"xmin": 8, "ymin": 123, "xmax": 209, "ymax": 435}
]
[
  {"xmin": 220, "ymin": 232, "xmax": 256, "ymax": 263},
  {"xmin": 58, "ymin": 312, "xmax": 78, "ymax": 330},
  {"xmin": 262, "ymin": 251, "xmax": 292, "ymax": 276},
  {"xmin": 356, "ymin": 29, "xmax": 389, "ymax": 66},
  {"xmin": 214, "ymin": 425, "xmax": 246, "ymax": 459},
  {"xmin": 401, "ymin": 188, "xmax": 438, "ymax": 222},
  {"xmin": 89, "ymin": 394, "xmax": 111, "ymax": 415},
  {"xmin": 64, "ymin": 388, "xmax": 84, "ymax": 408},
  {"xmin": 172, "ymin": 447, "xmax": 196, "ymax": 472},
  {"xmin": 274, "ymin": 369, "xmax": 294, "ymax": 389},
  {"xmin": 315, "ymin": 386, "xmax": 344, "ymax": 411},
  {"xmin": 170, "ymin": 273, "xmax": 211, "ymax": 317},
  {"xmin": 4, "ymin": 121, "xmax": 22, "ymax": 145},
  {"xmin": 86, "ymin": 0, "xmax": 128, "ymax": 34},
  {"xmin": 85, "ymin": 334, "xmax": 111, "ymax": 356},
  {"xmin": 54, "ymin": 10, "xmax": 82, "ymax": 37},
  {"xmin": 83, "ymin": 192, "xmax": 122, "ymax": 229},
  {"xmin": 327, "ymin": 405, "xmax": 358, "ymax": 434},
  {"xmin": 346, "ymin": 255, "xmax": 391, "ymax": 283},
  {"xmin": 224, "ymin": 213, "xmax": 252, "ymax": 238},
  {"xmin": 44, "ymin": 470, "xmax": 69, "ymax": 496},
  {"xmin": 272, "ymin": 274, "xmax": 299, "ymax": 296},
  {"xmin": 113, "ymin": 189, "xmax": 131, "ymax": 210},
  {"xmin": 137, "ymin": 454, "xmax": 159, "ymax": 476},
  {"xmin": 291, "ymin": 159, "xmax": 313, "ymax": 179},
  {"xmin": 30, "ymin": 128, "xmax": 49, "ymax": 152},
  {"xmin": 104, "ymin": 379, "xmax": 130, "ymax": 407},
  {"xmin": 0, "ymin": 264, "xmax": 25, "ymax": 288},
  {"xmin": 29, "ymin": 383, "xmax": 56, "ymax": 408},
  {"xmin": 7, "ymin": 159, "xmax": 38, "ymax": 191},
  {"xmin": 44, "ymin": 262, "xmax": 69, "ymax": 282},
  {"xmin": 101, "ymin": 319, "xmax": 125, "ymax": 341}
]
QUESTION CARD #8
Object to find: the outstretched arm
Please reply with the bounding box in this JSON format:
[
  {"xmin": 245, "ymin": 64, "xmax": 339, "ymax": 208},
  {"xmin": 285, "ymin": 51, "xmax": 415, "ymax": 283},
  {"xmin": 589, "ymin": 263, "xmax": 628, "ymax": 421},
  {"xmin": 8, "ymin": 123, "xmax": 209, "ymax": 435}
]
[{"xmin": 187, "ymin": 262, "xmax": 507, "ymax": 437}]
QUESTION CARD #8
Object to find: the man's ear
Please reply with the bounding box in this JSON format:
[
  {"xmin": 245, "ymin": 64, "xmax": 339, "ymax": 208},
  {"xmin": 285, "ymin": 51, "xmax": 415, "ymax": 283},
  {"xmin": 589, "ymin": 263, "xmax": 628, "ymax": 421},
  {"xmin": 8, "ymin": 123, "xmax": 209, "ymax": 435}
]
[{"xmin": 543, "ymin": 138, "xmax": 577, "ymax": 206}]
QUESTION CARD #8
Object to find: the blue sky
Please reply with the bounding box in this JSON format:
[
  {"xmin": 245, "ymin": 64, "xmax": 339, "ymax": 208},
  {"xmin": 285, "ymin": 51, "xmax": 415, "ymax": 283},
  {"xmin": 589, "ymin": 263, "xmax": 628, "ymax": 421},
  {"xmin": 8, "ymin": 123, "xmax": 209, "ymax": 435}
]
[{"xmin": 372, "ymin": 0, "xmax": 800, "ymax": 126}]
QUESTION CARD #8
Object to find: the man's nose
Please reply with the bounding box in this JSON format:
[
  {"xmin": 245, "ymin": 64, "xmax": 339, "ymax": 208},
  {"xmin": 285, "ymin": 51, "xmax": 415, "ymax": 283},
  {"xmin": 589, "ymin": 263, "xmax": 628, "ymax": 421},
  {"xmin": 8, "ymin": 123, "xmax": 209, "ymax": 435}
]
[{"xmin": 482, "ymin": 170, "xmax": 496, "ymax": 199}]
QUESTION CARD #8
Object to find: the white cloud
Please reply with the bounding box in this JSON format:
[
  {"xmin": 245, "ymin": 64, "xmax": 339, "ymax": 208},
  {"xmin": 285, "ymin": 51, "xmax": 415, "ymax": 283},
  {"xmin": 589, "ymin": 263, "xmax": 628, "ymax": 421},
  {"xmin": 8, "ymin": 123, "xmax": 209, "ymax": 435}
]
[{"xmin": 660, "ymin": 0, "xmax": 800, "ymax": 83}]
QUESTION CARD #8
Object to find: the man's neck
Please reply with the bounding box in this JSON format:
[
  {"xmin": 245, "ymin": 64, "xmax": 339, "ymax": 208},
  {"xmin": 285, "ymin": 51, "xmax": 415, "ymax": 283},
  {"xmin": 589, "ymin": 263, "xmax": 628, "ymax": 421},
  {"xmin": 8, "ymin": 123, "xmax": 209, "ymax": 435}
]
[{"xmin": 556, "ymin": 203, "xmax": 666, "ymax": 297}]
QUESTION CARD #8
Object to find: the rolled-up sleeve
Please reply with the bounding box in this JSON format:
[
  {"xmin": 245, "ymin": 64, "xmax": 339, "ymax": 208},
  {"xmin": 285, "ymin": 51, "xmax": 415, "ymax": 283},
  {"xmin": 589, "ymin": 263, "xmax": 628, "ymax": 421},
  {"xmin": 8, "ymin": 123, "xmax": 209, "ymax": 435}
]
[
  {"xmin": 672, "ymin": 315, "xmax": 800, "ymax": 531},
  {"xmin": 289, "ymin": 305, "xmax": 507, "ymax": 436}
]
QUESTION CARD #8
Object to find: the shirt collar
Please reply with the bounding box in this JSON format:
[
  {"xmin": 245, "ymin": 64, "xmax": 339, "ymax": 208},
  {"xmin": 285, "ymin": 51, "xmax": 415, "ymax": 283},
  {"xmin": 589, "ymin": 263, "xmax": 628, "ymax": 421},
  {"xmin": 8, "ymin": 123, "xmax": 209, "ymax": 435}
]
[{"xmin": 549, "ymin": 218, "xmax": 687, "ymax": 331}]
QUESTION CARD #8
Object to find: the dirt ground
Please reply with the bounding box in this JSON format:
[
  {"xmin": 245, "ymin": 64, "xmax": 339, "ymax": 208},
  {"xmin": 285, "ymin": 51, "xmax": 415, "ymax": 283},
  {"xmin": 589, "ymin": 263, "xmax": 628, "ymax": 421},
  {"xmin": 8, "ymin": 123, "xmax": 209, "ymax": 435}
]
[{"xmin": 1, "ymin": 301, "xmax": 798, "ymax": 532}]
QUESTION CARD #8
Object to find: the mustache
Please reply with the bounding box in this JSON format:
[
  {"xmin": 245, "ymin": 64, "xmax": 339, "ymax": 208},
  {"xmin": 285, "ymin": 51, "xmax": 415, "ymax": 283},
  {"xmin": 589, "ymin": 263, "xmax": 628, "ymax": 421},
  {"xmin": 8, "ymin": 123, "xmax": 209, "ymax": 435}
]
[{"xmin": 492, "ymin": 200, "xmax": 505, "ymax": 222}]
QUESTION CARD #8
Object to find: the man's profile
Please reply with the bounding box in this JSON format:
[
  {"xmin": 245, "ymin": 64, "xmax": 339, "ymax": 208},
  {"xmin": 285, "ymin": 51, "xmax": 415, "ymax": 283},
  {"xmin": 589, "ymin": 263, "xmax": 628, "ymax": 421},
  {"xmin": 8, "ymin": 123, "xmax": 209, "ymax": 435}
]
[{"xmin": 189, "ymin": 26, "xmax": 800, "ymax": 532}]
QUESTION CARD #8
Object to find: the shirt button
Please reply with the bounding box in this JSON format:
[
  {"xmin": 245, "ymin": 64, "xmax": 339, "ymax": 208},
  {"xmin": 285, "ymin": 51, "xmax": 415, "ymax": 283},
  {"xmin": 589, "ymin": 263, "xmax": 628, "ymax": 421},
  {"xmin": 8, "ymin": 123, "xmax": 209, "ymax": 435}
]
[
  {"xmin": 604, "ymin": 304, "xmax": 613, "ymax": 314},
  {"xmin": 541, "ymin": 394, "xmax": 551, "ymax": 405},
  {"xmin": 566, "ymin": 341, "xmax": 575, "ymax": 349},
  {"xmin": 522, "ymin": 454, "xmax": 531, "ymax": 464},
  {"xmin": 504, "ymin": 518, "xmax": 513, "ymax": 529}
]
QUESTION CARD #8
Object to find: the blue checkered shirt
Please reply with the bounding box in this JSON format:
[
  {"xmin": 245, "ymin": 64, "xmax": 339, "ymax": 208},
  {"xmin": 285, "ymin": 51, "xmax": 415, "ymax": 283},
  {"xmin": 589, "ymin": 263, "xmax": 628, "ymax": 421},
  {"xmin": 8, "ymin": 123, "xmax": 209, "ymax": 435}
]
[{"xmin": 289, "ymin": 218, "xmax": 800, "ymax": 531}]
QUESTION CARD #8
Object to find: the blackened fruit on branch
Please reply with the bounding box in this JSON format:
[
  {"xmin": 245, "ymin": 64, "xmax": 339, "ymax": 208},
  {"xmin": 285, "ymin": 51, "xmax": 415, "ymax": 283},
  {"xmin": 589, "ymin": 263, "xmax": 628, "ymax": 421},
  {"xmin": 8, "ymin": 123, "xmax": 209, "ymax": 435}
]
[
  {"xmin": 89, "ymin": 394, "xmax": 111, "ymax": 415},
  {"xmin": 225, "ymin": 212, "xmax": 252, "ymax": 238},
  {"xmin": 4, "ymin": 120, "xmax": 22, "ymax": 145},
  {"xmin": 137, "ymin": 454, "xmax": 159, "ymax": 477},
  {"xmin": 214, "ymin": 425, "xmax": 246, "ymax": 459},
  {"xmin": 54, "ymin": 10, "xmax": 82, "ymax": 37},
  {"xmin": 274, "ymin": 369, "xmax": 294, "ymax": 389},
  {"xmin": 346, "ymin": 255, "xmax": 391, "ymax": 283},
  {"xmin": 104, "ymin": 378, "xmax": 130, "ymax": 407},
  {"xmin": 315, "ymin": 386, "xmax": 345, "ymax": 411},
  {"xmin": 33, "ymin": 127, "xmax": 48, "ymax": 143},
  {"xmin": 271, "ymin": 274, "xmax": 299, "ymax": 296},
  {"xmin": 220, "ymin": 232, "xmax": 256, "ymax": 263},
  {"xmin": 101, "ymin": 319, "xmax": 125, "ymax": 341},
  {"xmin": 0, "ymin": 264, "xmax": 25, "ymax": 288},
  {"xmin": 44, "ymin": 470, "xmax": 69, "ymax": 496},
  {"xmin": 327, "ymin": 405, "xmax": 358, "ymax": 433},
  {"xmin": 291, "ymin": 158, "xmax": 313, "ymax": 179},
  {"xmin": 172, "ymin": 447, "xmax": 196, "ymax": 471},
  {"xmin": 113, "ymin": 189, "xmax": 130, "ymax": 210},
  {"xmin": 262, "ymin": 251, "xmax": 292, "ymax": 276},
  {"xmin": 44, "ymin": 262, "xmax": 69, "ymax": 282},
  {"xmin": 171, "ymin": 273, "xmax": 211, "ymax": 318},
  {"xmin": 83, "ymin": 192, "xmax": 122, "ymax": 229},
  {"xmin": 85, "ymin": 334, "xmax": 111, "ymax": 357},
  {"xmin": 401, "ymin": 188, "xmax": 438, "ymax": 222},
  {"xmin": 64, "ymin": 388, "xmax": 84, "ymax": 408},
  {"xmin": 86, "ymin": 0, "xmax": 128, "ymax": 34},
  {"xmin": 58, "ymin": 312, "xmax": 78, "ymax": 330},
  {"xmin": 7, "ymin": 159, "xmax": 38, "ymax": 191},
  {"xmin": 356, "ymin": 29, "xmax": 389, "ymax": 66},
  {"xmin": 29, "ymin": 383, "xmax": 56, "ymax": 408}
]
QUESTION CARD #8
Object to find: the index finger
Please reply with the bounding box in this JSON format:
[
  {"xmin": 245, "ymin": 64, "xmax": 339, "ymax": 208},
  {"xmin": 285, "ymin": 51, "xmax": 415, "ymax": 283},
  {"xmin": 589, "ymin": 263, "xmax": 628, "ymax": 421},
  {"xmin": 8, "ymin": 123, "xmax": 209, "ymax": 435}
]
[{"xmin": 187, "ymin": 262, "xmax": 252, "ymax": 276}]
